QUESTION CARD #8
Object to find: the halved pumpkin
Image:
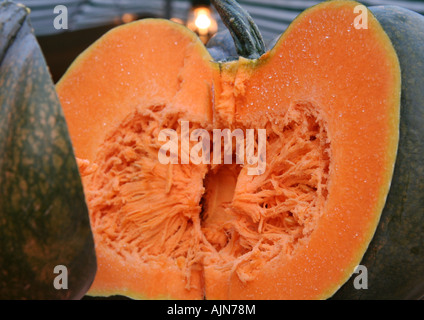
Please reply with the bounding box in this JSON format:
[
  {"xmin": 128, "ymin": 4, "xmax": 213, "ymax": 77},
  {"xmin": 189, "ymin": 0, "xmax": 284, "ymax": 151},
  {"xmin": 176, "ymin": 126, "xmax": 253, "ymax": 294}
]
[{"xmin": 56, "ymin": 0, "xmax": 400, "ymax": 299}]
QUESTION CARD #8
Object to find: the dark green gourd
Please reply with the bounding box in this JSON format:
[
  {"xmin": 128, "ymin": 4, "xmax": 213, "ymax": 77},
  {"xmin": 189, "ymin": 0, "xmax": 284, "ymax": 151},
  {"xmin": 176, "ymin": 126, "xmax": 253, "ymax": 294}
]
[{"xmin": 0, "ymin": 1, "xmax": 96, "ymax": 299}]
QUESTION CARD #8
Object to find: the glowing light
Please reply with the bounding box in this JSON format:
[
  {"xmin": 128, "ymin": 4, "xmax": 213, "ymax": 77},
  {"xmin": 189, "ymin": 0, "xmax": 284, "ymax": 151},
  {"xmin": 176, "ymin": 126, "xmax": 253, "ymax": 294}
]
[
  {"xmin": 186, "ymin": 6, "xmax": 218, "ymax": 43},
  {"xmin": 195, "ymin": 9, "xmax": 212, "ymax": 30}
]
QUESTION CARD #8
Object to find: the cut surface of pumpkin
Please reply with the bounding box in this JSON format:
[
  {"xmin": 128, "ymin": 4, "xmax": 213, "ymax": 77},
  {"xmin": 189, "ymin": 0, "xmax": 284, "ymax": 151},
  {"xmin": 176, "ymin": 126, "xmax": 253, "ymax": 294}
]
[{"xmin": 56, "ymin": 1, "xmax": 400, "ymax": 299}]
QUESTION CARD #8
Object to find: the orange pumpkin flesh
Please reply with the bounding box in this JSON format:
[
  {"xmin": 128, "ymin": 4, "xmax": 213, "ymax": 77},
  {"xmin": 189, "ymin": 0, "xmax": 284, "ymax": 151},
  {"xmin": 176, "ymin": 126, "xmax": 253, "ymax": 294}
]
[{"xmin": 56, "ymin": 1, "xmax": 400, "ymax": 300}]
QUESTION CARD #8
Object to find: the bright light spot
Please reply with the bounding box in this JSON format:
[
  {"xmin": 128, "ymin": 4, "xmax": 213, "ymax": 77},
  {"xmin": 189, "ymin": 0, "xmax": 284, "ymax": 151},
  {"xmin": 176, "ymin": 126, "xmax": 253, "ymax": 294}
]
[
  {"xmin": 195, "ymin": 9, "xmax": 211, "ymax": 30},
  {"xmin": 186, "ymin": 6, "xmax": 217, "ymax": 43}
]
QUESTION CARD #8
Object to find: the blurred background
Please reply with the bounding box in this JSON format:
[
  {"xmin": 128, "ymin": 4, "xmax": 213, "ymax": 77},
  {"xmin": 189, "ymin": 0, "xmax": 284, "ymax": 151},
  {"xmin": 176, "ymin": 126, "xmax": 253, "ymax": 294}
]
[{"xmin": 17, "ymin": 0, "xmax": 424, "ymax": 82}]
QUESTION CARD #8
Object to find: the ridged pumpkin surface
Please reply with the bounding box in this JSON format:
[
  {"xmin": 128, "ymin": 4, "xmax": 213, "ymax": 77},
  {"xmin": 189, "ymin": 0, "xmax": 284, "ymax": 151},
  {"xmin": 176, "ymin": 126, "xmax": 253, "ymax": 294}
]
[{"xmin": 0, "ymin": 1, "xmax": 96, "ymax": 299}]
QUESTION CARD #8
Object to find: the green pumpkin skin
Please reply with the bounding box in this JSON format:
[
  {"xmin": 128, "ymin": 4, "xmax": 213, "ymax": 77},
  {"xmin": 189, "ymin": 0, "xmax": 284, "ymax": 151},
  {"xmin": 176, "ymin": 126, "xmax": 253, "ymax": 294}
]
[{"xmin": 0, "ymin": 2, "xmax": 96, "ymax": 300}]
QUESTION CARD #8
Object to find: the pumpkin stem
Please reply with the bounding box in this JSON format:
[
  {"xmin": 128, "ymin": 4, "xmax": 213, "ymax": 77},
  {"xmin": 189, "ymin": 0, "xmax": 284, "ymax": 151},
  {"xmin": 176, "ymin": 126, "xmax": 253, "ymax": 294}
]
[{"xmin": 211, "ymin": 0, "xmax": 266, "ymax": 60}]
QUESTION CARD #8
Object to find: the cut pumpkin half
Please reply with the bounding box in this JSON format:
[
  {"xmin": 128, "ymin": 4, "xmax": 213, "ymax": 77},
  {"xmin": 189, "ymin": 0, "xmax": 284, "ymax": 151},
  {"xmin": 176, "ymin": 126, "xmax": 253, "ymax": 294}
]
[{"xmin": 56, "ymin": 0, "xmax": 400, "ymax": 299}]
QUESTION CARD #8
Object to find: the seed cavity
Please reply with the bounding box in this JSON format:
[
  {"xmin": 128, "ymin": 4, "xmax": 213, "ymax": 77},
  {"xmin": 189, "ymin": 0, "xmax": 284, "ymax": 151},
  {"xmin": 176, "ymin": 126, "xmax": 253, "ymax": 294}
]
[{"xmin": 78, "ymin": 101, "xmax": 331, "ymax": 287}]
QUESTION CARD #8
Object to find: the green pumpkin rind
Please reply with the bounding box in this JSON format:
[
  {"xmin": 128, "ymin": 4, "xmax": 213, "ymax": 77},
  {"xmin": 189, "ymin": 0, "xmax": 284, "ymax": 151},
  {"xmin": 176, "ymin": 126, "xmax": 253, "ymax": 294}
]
[
  {"xmin": 332, "ymin": 6, "xmax": 424, "ymax": 300},
  {"xmin": 0, "ymin": 2, "xmax": 96, "ymax": 299}
]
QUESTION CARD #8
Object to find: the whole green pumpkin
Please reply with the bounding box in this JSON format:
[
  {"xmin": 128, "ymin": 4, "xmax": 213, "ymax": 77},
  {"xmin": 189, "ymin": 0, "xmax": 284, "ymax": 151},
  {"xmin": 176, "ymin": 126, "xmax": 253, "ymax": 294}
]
[{"xmin": 0, "ymin": 1, "xmax": 96, "ymax": 300}]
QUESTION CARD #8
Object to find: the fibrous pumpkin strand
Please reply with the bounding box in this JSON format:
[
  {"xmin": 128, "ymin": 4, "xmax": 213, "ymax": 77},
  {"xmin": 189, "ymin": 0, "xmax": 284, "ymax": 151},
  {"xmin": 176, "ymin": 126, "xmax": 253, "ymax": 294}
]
[
  {"xmin": 77, "ymin": 100, "xmax": 330, "ymax": 288},
  {"xmin": 202, "ymin": 102, "xmax": 330, "ymax": 282}
]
